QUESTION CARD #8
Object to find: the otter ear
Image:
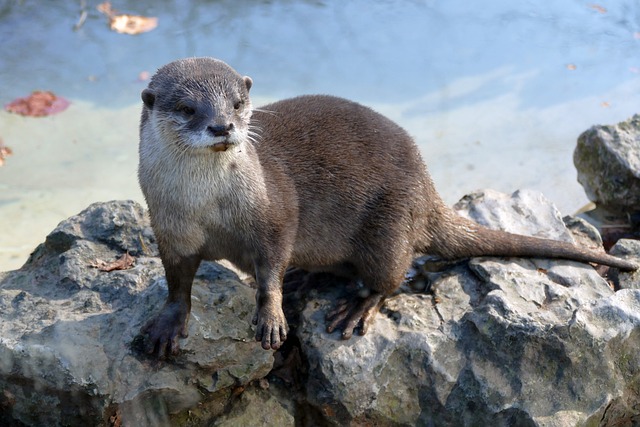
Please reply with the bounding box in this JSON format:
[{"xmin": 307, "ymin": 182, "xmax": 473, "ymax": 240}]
[
  {"xmin": 243, "ymin": 76, "xmax": 253, "ymax": 92},
  {"xmin": 141, "ymin": 89, "xmax": 156, "ymax": 109}
]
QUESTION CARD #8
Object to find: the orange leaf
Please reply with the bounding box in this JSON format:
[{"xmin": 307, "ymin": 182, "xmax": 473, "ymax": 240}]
[
  {"xmin": 0, "ymin": 138, "xmax": 12, "ymax": 167},
  {"xmin": 109, "ymin": 14, "xmax": 158, "ymax": 35},
  {"xmin": 5, "ymin": 91, "xmax": 70, "ymax": 117},
  {"xmin": 97, "ymin": 1, "xmax": 158, "ymax": 35}
]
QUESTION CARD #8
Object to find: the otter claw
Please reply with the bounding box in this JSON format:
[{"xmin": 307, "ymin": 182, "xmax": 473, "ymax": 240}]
[
  {"xmin": 256, "ymin": 325, "xmax": 286, "ymax": 350},
  {"xmin": 254, "ymin": 307, "xmax": 288, "ymax": 350}
]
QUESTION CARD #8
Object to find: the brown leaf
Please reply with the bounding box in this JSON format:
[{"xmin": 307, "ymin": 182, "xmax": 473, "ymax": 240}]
[
  {"xmin": 5, "ymin": 91, "xmax": 70, "ymax": 117},
  {"xmin": 566, "ymin": 63, "xmax": 577, "ymax": 71},
  {"xmin": 0, "ymin": 138, "xmax": 12, "ymax": 167},
  {"xmin": 91, "ymin": 252, "xmax": 135, "ymax": 272},
  {"xmin": 97, "ymin": 2, "xmax": 158, "ymax": 35},
  {"xmin": 589, "ymin": 4, "xmax": 607, "ymax": 14},
  {"xmin": 231, "ymin": 386, "xmax": 245, "ymax": 398},
  {"xmin": 97, "ymin": 1, "xmax": 114, "ymax": 17},
  {"xmin": 321, "ymin": 404, "xmax": 336, "ymax": 418},
  {"xmin": 108, "ymin": 408, "xmax": 122, "ymax": 427},
  {"xmin": 109, "ymin": 15, "xmax": 157, "ymax": 35}
]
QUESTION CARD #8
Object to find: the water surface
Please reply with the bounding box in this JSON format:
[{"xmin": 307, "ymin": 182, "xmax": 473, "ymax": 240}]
[{"xmin": 1, "ymin": 0, "xmax": 639, "ymax": 270}]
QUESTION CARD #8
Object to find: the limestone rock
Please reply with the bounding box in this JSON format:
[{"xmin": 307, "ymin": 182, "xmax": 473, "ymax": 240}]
[
  {"xmin": 610, "ymin": 239, "xmax": 640, "ymax": 290},
  {"xmin": 298, "ymin": 189, "xmax": 640, "ymax": 426},
  {"xmin": 0, "ymin": 201, "xmax": 273, "ymax": 426},
  {"xmin": 454, "ymin": 188, "xmax": 574, "ymax": 242},
  {"xmin": 2, "ymin": 191, "xmax": 639, "ymax": 426},
  {"xmin": 212, "ymin": 385, "xmax": 295, "ymax": 427},
  {"xmin": 574, "ymin": 114, "xmax": 640, "ymax": 211}
]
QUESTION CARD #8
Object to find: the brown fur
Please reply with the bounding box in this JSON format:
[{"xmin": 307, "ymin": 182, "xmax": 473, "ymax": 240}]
[{"xmin": 138, "ymin": 57, "xmax": 637, "ymax": 356}]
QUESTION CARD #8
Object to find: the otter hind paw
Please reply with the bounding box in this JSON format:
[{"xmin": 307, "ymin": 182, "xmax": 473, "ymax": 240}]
[
  {"xmin": 325, "ymin": 293, "xmax": 385, "ymax": 340},
  {"xmin": 138, "ymin": 302, "xmax": 189, "ymax": 359}
]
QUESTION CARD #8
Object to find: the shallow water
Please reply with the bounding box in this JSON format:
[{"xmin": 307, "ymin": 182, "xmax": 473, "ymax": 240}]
[{"xmin": 1, "ymin": 1, "xmax": 639, "ymax": 270}]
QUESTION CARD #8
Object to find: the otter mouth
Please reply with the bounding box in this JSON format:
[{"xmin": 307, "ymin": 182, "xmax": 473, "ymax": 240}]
[{"xmin": 210, "ymin": 141, "xmax": 231, "ymax": 152}]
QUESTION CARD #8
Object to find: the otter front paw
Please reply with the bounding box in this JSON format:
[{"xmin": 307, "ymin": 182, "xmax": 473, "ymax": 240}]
[
  {"xmin": 252, "ymin": 306, "xmax": 288, "ymax": 350},
  {"xmin": 140, "ymin": 301, "xmax": 189, "ymax": 358}
]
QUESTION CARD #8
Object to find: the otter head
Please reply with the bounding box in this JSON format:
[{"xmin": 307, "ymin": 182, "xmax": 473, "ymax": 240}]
[{"xmin": 141, "ymin": 57, "xmax": 253, "ymax": 152}]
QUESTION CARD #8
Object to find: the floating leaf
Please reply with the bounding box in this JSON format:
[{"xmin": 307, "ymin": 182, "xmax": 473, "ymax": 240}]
[
  {"xmin": 137, "ymin": 71, "xmax": 151, "ymax": 82},
  {"xmin": 96, "ymin": 1, "xmax": 113, "ymax": 16},
  {"xmin": 601, "ymin": 101, "xmax": 611, "ymax": 108},
  {"xmin": 5, "ymin": 91, "xmax": 70, "ymax": 117},
  {"xmin": 91, "ymin": 252, "xmax": 135, "ymax": 272},
  {"xmin": 0, "ymin": 138, "xmax": 12, "ymax": 167},
  {"xmin": 97, "ymin": 1, "xmax": 158, "ymax": 35},
  {"xmin": 566, "ymin": 63, "xmax": 577, "ymax": 71},
  {"xmin": 110, "ymin": 15, "xmax": 157, "ymax": 34},
  {"xmin": 589, "ymin": 4, "xmax": 607, "ymax": 14}
]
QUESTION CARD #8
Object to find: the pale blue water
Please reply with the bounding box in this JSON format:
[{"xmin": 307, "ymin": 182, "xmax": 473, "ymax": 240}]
[{"xmin": 1, "ymin": 0, "xmax": 639, "ymax": 270}]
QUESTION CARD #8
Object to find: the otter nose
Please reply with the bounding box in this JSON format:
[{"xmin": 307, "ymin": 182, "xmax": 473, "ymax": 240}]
[{"xmin": 207, "ymin": 123, "xmax": 233, "ymax": 137}]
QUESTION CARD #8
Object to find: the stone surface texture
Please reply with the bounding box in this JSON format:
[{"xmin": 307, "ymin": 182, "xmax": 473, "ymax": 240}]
[
  {"xmin": 1, "ymin": 192, "xmax": 639, "ymax": 426},
  {"xmin": 0, "ymin": 201, "xmax": 273, "ymax": 427},
  {"xmin": 574, "ymin": 114, "xmax": 640, "ymax": 211},
  {"xmin": 298, "ymin": 189, "xmax": 640, "ymax": 426}
]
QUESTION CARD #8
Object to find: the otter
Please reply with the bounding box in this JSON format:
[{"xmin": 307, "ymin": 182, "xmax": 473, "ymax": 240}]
[{"xmin": 138, "ymin": 57, "xmax": 637, "ymax": 357}]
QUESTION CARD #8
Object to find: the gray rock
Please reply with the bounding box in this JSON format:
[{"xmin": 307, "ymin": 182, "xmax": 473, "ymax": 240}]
[
  {"xmin": 573, "ymin": 114, "xmax": 640, "ymax": 211},
  {"xmin": 0, "ymin": 201, "xmax": 273, "ymax": 426},
  {"xmin": 212, "ymin": 384, "xmax": 295, "ymax": 427},
  {"xmin": 454, "ymin": 188, "xmax": 575, "ymax": 242},
  {"xmin": 298, "ymin": 189, "xmax": 640, "ymax": 426},
  {"xmin": 2, "ymin": 192, "xmax": 639, "ymax": 426},
  {"xmin": 610, "ymin": 239, "xmax": 640, "ymax": 290}
]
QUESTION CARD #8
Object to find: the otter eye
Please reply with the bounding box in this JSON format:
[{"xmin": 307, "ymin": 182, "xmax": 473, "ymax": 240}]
[
  {"xmin": 233, "ymin": 100, "xmax": 243, "ymax": 110},
  {"xmin": 177, "ymin": 104, "xmax": 195, "ymax": 116}
]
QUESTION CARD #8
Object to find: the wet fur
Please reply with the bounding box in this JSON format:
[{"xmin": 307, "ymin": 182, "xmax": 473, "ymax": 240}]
[{"xmin": 138, "ymin": 57, "xmax": 637, "ymax": 356}]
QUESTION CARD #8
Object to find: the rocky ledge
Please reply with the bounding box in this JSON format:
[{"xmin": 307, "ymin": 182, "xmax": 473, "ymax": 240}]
[
  {"xmin": 0, "ymin": 190, "xmax": 639, "ymax": 426},
  {"xmin": 574, "ymin": 114, "xmax": 640, "ymax": 248},
  {"xmin": 574, "ymin": 114, "xmax": 640, "ymax": 212}
]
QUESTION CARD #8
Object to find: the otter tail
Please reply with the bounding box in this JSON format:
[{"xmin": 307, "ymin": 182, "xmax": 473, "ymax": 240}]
[{"xmin": 424, "ymin": 211, "xmax": 638, "ymax": 271}]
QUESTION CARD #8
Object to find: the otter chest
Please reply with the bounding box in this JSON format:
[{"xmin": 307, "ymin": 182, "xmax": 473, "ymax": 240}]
[{"xmin": 152, "ymin": 156, "xmax": 263, "ymax": 232}]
